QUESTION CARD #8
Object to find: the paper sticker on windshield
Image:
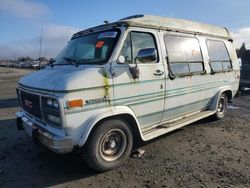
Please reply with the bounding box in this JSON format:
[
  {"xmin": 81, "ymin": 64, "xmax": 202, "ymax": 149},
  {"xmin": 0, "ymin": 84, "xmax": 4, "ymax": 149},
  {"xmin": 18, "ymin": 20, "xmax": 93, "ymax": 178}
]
[
  {"xmin": 96, "ymin": 41, "xmax": 104, "ymax": 48},
  {"xmin": 98, "ymin": 31, "xmax": 118, "ymax": 39}
]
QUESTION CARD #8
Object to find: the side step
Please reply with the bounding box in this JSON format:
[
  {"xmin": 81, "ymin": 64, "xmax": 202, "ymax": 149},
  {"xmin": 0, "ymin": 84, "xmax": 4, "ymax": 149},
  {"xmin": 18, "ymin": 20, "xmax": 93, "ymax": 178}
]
[{"xmin": 142, "ymin": 110, "xmax": 215, "ymax": 141}]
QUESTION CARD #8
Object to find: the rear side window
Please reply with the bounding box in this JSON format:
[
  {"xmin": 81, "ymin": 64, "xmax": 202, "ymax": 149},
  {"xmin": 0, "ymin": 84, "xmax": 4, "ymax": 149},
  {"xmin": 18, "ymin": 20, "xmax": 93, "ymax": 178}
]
[
  {"xmin": 206, "ymin": 40, "xmax": 232, "ymax": 72},
  {"xmin": 164, "ymin": 35, "xmax": 204, "ymax": 76},
  {"xmin": 120, "ymin": 31, "xmax": 158, "ymax": 63}
]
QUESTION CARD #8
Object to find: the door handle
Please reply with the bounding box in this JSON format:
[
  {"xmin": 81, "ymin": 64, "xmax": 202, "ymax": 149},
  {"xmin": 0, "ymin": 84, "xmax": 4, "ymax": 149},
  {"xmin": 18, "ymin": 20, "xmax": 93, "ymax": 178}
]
[{"xmin": 154, "ymin": 70, "xmax": 164, "ymax": 76}]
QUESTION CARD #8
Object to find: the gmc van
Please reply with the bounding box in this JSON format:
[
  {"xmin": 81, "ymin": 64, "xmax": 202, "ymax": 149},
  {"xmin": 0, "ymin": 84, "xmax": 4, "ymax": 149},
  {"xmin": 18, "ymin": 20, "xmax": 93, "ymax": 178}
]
[{"xmin": 16, "ymin": 15, "xmax": 240, "ymax": 171}]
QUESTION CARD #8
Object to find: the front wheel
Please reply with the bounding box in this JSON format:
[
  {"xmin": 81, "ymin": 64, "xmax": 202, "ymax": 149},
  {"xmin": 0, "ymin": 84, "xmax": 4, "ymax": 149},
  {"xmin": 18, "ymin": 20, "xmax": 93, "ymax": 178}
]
[
  {"xmin": 212, "ymin": 93, "xmax": 228, "ymax": 120},
  {"xmin": 83, "ymin": 119, "xmax": 133, "ymax": 172}
]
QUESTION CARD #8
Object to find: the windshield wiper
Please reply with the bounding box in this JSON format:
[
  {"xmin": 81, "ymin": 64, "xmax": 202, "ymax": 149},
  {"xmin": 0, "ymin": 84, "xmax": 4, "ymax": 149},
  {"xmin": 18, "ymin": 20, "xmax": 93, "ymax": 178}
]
[{"xmin": 63, "ymin": 57, "xmax": 78, "ymax": 67}]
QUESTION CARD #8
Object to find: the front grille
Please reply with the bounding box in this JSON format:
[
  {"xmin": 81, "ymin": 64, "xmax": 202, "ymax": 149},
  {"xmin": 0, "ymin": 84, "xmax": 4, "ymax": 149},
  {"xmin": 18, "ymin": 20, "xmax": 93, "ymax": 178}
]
[{"xmin": 20, "ymin": 90, "xmax": 42, "ymax": 118}]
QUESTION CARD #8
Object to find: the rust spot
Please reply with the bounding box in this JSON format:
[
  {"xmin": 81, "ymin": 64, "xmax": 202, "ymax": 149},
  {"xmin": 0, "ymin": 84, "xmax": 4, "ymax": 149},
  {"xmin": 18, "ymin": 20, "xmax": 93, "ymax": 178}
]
[{"xmin": 103, "ymin": 72, "xmax": 111, "ymax": 104}]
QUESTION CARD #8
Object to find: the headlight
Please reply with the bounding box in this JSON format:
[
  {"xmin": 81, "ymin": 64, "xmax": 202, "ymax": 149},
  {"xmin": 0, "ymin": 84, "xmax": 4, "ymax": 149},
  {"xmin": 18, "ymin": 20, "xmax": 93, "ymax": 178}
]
[
  {"xmin": 47, "ymin": 99, "xmax": 53, "ymax": 107},
  {"xmin": 47, "ymin": 114, "xmax": 61, "ymax": 124},
  {"xmin": 42, "ymin": 97, "xmax": 62, "ymax": 128},
  {"xmin": 46, "ymin": 98, "xmax": 59, "ymax": 109},
  {"xmin": 52, "ymin": 100, "xmax": 59, "ymax": 109}
]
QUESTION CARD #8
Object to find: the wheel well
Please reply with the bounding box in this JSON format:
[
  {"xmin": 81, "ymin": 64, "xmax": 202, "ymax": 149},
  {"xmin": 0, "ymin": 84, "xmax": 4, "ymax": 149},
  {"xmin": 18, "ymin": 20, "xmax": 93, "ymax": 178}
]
[
  {"xmin": 86, "ymin": 114, "xmax": 142, "ymax": 145},
  {"xmin": 224, "ymin": 90, "xmax": 232, "ymax": 102}
]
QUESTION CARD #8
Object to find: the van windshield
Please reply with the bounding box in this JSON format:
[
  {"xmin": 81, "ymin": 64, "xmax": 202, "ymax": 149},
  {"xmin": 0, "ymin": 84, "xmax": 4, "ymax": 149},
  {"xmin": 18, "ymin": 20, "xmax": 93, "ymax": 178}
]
[{"xmin": 54, "ymin": 30, "xmax": 120, "ymax": 65}]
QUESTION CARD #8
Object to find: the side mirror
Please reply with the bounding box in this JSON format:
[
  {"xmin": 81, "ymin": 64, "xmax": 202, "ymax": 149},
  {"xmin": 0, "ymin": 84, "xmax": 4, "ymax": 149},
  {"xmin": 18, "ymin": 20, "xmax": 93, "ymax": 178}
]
[{"xmin": 137, "ymin": 48, "xmax": 157, "ymax": 63}]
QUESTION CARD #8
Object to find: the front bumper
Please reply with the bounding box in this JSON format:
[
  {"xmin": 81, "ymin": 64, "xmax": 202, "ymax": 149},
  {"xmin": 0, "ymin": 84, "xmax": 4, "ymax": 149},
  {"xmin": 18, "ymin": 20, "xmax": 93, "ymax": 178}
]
[{"xmin": 16, "ymin": 112, "xmax": 73, "ymax": 153}]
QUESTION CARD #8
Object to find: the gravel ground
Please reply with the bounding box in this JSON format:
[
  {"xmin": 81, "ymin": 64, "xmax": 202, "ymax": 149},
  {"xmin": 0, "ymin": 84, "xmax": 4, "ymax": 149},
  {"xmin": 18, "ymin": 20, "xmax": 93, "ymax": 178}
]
[{"xmin": 0, "ymin": 67, "xmax": 249, "ymax": 188}]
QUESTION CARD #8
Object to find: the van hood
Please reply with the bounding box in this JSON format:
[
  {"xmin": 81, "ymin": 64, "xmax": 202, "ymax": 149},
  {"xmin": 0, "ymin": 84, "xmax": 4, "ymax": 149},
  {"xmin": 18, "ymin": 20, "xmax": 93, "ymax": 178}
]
[{"xmin": 18, "ymin": 65, "xmax": 109, "ymax": 92}]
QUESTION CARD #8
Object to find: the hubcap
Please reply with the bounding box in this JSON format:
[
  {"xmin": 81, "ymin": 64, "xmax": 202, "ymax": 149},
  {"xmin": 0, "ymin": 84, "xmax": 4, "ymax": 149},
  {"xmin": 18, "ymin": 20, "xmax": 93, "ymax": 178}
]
[
  {"xmin": 217, "ymin": 97, "xmax": 225, "ymax": 115},
  {"xmin": 100, "ymin": 129, "xmax": 127, "ymax": 162}
]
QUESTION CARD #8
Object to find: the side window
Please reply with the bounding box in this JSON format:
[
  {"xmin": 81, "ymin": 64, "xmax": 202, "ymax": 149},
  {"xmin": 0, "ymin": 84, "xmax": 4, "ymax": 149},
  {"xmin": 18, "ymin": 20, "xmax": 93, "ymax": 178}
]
[
  {"xmin": 164, "ymin": 35, "xmax": 204, "ymax": 76},
  {"xmin": 120, "ymin": 31, "xmax": 158, "ymax": 63},
  {"xmin": 120, "ymin": 33, "xmax": 132, "ymax": 63},
  {"xmin": 206, "ymin": 40, "xmax": 232, "ymax": 72}
]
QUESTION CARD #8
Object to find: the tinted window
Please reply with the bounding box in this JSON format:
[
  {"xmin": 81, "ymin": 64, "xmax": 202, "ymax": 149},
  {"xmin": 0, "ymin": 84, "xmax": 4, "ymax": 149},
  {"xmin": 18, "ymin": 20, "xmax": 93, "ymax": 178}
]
[
  {"xmin": 164, "ymin": 35, "xmax": 204, "ymax": 75},
  {"xmin": 223, "ymin": 61, "xmax": 232, "ymax": 70},
  {"xmin": 164, "ymin": 35, "xmax": 202, "ymax": 63},
  {"xmin": 207, "ymin": 40, "xmax": 230, "ymax": 61},
  {"xmin": 189, "ymin": 62, "xmax": 204, "ymax": 73},
  {"xmin": 206, "ymin": 40, "xmax": 232, "ymax": 71},
  {"xmin": 120, "ymin": 31, "xmax": 158, "ymax": 63},
  {"xmin": 170, "ymin": 63, "xmax": 189, "ymax": 75},
  {"xmin": 210, "ymin": 61, "xmax": 223, "ymax": 71}
]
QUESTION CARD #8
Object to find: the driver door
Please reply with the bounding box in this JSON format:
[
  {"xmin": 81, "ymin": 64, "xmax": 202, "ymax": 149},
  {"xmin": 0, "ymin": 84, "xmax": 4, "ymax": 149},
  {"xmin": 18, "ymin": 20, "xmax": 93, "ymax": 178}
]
[{"xmin": 112, "ymin": 29, "xmax": 165, "ymax": 129}]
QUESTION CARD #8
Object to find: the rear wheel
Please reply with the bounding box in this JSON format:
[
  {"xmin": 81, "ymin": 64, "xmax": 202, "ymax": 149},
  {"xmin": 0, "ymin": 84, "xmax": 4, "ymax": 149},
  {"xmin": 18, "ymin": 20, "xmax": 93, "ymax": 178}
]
[
  {"xmin": 83, "ymin": 119, "xmax": 133, "ymax": 172},
  {"xmin": 212, "ymin": 93, "xmax": 228, "ymax": 120}
]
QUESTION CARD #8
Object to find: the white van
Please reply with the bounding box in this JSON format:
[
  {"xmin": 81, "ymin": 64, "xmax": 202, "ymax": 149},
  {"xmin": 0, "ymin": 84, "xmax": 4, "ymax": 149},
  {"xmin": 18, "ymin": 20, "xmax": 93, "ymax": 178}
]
[{"xmin": 16, "ymin": 15, "xmax": 240, "ymax": 171}]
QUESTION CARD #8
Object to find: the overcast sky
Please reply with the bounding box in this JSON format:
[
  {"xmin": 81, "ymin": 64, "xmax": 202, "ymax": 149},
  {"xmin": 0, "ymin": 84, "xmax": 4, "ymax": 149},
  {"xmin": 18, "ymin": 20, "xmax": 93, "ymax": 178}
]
[{"xmin": 0, "ymin": 0, "xmax": 250, "ymax": 59}]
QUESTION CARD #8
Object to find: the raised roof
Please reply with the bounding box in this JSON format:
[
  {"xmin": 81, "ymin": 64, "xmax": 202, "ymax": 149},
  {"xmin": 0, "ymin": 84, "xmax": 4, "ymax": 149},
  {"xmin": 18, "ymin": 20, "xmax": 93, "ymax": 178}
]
[
  {"xmin": 119, "ymin": 15, "xmax": 231, "ymax": 39},
  {"xmin": 73, "ymin": 15, "xmax": 231, "ymax": 40}
]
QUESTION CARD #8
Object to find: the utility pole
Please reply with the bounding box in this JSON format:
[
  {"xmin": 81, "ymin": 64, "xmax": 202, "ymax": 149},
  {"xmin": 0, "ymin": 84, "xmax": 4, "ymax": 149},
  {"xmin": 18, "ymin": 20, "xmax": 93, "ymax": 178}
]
[{"xmin": 38, "ymin": 27, "xmax": 43, "ymax": 69}]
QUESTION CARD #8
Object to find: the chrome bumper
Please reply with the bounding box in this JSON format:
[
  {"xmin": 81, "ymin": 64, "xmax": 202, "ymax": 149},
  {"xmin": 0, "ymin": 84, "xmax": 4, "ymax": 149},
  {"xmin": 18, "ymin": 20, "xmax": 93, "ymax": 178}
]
[{"xmin": 16, "ymin": 112, "xmax": 73, "ymax": 153}]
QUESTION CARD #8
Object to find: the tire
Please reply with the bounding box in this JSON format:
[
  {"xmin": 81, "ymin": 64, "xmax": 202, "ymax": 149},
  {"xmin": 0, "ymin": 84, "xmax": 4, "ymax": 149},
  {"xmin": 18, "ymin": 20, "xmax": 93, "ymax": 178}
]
[
  {"xmin": 83, "ymin": 118, "xmax": 133, "ymax": 172},
  {"xmin": 212, "ymin": 93, "xmax": 228, "ymax": 120}
]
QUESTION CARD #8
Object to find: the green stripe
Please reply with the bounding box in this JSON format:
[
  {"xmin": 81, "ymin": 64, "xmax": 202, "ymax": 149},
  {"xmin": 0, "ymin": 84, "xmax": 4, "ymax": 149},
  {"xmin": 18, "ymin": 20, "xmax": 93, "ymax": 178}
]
[
  {"xmin": 120, "ymin": 95, "xmax": 165, "ymax": 106},
  {"xmin": 19, "ymin": 74, "xmax": 238, "ymax": 94},
  {"xmin": 19, "ymin": 78, "xmax": 164, "ymax": 93},
  {"xmin": 113, "ymin": 90, "xmax": 164, "ymax": 102},
  {"xmin": 64, "ymin": 80, "xmax": 238, "ymax": 114},
  {"xmin": 114, "ymin": 81, "xmax": 238, "ymax": 106},
  {"xmin": 137, "ymin": 97, "xmax": 210, "ymax": 119},
  {"xmin": 114, "ymin": 78, "xmax": 165, "ymax": 87}
]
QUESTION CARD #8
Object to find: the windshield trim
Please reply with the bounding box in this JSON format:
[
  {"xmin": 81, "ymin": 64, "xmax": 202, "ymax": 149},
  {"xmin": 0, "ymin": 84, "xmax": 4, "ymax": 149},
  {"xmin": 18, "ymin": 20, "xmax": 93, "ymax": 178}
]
[{"xmin": 53, "ymin": 28, "xmax": 121, "ymax": 66}]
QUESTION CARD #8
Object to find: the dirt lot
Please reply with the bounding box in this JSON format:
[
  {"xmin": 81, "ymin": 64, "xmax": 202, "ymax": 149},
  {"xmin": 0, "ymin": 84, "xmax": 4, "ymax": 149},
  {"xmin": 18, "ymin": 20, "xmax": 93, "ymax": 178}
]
[{"xmin": 0, "ymin": 67, "xmax": 249, "ymax": 188}]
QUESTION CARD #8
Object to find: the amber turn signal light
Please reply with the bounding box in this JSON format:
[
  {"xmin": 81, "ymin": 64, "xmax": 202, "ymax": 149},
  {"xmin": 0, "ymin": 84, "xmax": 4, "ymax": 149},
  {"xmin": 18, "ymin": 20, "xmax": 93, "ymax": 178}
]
[{"xmin": 68, "ymin": 99, "xmax": 84, "ymax": 108}]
